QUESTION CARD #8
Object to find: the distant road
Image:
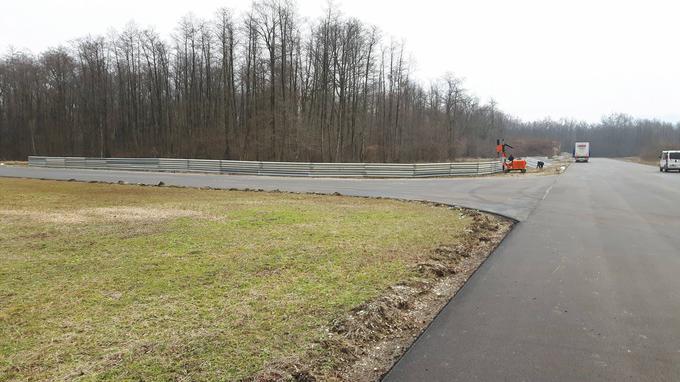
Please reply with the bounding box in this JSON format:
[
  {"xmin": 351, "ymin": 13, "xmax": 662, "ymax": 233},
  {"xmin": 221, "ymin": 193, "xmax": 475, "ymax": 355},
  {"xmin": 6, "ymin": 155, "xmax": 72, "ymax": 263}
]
[
  {"xmin": 0, "ymin": 166, "xmax": 556, "ymax": 221},
  {"xmin": 3, "ymin": 159, "xmax": 679, "ymax": 381},
  {"xmin": 384, "ymin": 158, "xmax": 680, "ymax": 381}
]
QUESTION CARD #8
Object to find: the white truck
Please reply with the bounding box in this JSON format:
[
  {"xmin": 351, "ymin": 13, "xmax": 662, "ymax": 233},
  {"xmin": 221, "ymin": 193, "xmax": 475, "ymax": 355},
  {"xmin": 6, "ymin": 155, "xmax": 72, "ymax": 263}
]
[
  {"xmin": 574, "ymin": 142, "xmax": 590, "ymax": 163},
  {"xmin": 659, "ymin": 150, "xmax": 680, "ymax": 172}
]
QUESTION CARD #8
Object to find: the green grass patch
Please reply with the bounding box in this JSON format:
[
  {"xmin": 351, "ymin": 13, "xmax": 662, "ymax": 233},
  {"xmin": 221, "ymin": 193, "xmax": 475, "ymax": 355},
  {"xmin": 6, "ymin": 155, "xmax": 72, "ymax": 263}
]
[{"xmin": 0, "ymin": 178, "xmax": 471, "ymax": 381}]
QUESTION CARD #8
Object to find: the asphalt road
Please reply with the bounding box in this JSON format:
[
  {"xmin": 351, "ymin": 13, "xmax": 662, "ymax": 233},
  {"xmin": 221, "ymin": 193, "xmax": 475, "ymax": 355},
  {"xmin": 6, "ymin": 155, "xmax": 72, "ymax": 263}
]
[
  {"xmin": 2, "ymin": 159, "xmax": 679, "ymax": 380},
  {"xmin": 0, "ymin": 165, "xmax": 556, "ymax": 221},
  {"xmin": 384, "ymin": 158, "xmax": 680, "ymax": 381}
]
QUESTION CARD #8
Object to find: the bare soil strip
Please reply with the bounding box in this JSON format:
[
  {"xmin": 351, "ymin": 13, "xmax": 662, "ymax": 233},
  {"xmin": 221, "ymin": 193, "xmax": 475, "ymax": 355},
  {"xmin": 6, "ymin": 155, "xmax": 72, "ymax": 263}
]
[{"xmin": 249, "ymin": 208, "xmax": 512, "ymax": 381}]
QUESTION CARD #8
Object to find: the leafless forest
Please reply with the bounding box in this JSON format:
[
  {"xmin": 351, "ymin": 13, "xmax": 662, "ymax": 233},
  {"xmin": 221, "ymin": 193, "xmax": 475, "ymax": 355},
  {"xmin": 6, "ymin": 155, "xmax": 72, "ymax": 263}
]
[
  {"xmin": 1, "ymin": 1, "xmax": 678, "ymax": 162},
  {"xmin": 506, "ymin": 114, "xmax": 680, "ymax": 159}
]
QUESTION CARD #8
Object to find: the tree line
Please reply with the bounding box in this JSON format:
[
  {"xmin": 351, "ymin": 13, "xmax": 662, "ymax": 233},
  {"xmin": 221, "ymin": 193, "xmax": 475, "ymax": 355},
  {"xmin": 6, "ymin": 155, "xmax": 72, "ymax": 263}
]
[
  {"xmin": 504, "ymin": 114, "xmax": 680, "ymax": 159},
  {"xmin": 0, "ymin": 1, "xmax": 507, "ymax": 162},
  {"xmin": 1, "ymin": 1, "xmax": 678, "ymax": 162}
]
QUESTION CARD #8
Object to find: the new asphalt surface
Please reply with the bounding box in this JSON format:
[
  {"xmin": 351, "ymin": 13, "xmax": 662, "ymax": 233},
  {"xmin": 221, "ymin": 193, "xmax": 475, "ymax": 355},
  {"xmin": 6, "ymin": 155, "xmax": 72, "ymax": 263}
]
[
  {"xmin": 2, "ymin": 158, "xmax": 679, "ymax": 380},
  {"xmin": 384, "ymin": 159, "xmax": 680, "ymax": 381}
]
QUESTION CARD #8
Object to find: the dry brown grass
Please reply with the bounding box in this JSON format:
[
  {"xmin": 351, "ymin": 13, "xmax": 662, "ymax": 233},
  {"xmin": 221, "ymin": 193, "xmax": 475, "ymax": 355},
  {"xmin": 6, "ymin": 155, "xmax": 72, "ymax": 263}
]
[
  {"xmin": 0, "ymin": 206, "xmax": 204, "ymax": 224},
  {"xmin": 619, "ymin": 156, "xmax": 658, "ymax": 166},
  {"xmin": 0, "ymin": 161, "xmax": 27, "ymax": 167}
]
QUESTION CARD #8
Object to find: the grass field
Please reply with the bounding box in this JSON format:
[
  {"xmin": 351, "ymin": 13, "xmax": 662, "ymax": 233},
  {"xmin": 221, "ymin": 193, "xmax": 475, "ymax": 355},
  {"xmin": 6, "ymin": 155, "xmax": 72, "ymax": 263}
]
[{"xmin": 0, "ymin": 178, "xmax": 477, "ymax": 381}]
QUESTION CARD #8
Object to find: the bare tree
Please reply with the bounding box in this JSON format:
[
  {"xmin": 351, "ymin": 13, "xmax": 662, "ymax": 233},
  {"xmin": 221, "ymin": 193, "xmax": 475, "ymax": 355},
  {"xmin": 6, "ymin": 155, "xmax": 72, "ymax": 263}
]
[{"xmin": 7, "ymin": 2, "xmax": 655, "ymax": 163}]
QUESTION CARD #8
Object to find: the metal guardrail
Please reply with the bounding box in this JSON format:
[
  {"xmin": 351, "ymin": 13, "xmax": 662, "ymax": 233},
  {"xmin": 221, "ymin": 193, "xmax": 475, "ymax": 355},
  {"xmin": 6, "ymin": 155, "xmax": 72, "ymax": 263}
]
[{"xmin": 28, "ymin": 156, "xmax": 503, "ymax": 178}]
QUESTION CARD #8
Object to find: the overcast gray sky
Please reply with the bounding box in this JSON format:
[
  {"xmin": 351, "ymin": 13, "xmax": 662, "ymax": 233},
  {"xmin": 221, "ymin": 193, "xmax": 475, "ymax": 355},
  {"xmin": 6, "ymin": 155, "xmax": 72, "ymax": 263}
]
[{"xmin": 2, "ymin": 0, "xmax": 678, "ymax": 123}]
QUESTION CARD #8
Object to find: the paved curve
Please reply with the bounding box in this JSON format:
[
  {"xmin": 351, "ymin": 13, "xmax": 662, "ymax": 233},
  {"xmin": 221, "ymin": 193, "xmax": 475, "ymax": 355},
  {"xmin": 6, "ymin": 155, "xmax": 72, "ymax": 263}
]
[
  {"xmin": 384, "ymin": 158, "xmax": 680, "ymax": 381},
  {"xmin": 2, "ymin": 159, "xmax": 679, "ymax": 380},
  {"xmin": 0, "ymin": 166, "xmax": 556, "ymax": 221}
]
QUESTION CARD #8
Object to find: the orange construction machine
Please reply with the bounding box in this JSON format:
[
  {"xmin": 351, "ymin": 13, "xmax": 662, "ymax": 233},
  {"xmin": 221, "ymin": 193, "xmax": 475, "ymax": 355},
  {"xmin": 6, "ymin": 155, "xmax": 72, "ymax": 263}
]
[
  {"xmin": 503, "ymin": 158, "xmax": 527, "ymax": 173},
  {"xmin": 497, "ymin": 139, "xmax": 527, "ymax": 173}
]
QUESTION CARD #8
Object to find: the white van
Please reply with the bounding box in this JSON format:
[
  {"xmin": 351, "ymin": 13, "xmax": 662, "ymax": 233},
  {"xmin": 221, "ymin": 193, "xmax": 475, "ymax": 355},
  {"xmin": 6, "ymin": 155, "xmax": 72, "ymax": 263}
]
[
  {"xmin": 659, "ymin": 150, "xmax": 680, "ymax": 172},
  {"xmin": 574, "ymin": 142, "xmax": 590, "ymax": 162}
]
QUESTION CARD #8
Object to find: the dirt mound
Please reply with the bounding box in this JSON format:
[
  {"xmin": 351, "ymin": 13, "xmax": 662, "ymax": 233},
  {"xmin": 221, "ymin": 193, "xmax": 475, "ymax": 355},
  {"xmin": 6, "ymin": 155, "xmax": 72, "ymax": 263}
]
[{"xmin": 248, "ymin": 360, "xmax": 316, "ymax": 382}]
